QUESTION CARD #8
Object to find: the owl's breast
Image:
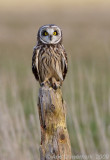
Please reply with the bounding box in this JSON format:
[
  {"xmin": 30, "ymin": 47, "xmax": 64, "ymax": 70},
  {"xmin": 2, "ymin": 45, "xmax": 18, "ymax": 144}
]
[{"xmin": 38, "ymin": 46, "xmax": 63, "ymax": 82}]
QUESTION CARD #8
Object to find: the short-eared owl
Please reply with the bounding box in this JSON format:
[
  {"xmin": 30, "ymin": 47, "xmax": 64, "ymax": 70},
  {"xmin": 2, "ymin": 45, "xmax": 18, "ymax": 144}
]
[{"xmin": 32, "ymin": 24, "xmax": 68, "ymax": 89}]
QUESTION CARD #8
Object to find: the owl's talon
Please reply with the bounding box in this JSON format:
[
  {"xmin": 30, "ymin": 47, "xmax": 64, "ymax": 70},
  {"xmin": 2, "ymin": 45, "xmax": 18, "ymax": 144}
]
[
  {"xmin": 41, "ymin": 80, "xmax": 51, "ymax": 87},
  {"xmin": 52, "ymin": 82, "xmax": 61, "ymax": 90},
  {"xmin": 41, "ymin": 82, "xmax": 45, "ymax": 86},
  {"xmin": 53, "ymin": 83, "xmax": 57, "ymax": 90}
]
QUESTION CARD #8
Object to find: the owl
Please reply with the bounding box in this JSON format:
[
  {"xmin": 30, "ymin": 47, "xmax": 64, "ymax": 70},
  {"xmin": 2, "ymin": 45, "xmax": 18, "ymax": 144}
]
[{"xmin": 32, "ymin": 24, "xmax": 68, "ymax": 89}]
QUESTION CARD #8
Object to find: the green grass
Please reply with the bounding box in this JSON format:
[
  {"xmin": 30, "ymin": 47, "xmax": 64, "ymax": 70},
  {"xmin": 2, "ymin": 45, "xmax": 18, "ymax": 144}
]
[{"xmin": 0, "ymin": 4, "xmax": 110, "ymax": 160}]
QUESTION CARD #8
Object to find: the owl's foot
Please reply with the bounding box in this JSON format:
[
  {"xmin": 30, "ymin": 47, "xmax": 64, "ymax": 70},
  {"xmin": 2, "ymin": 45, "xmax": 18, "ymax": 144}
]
[
  {"xmin": 52, "ymin": 83, "xmax": 58, "ymax": 90},
  {"xmin": 41, "ymin": 78, "xmax": 62, "ymax": 90},
  {"xmin": 51, "ymin": 78, "xmax": 61, "ymax": 90},
  {"xmin": 53, "ymin": 82, "xmax": 61, "ymax": 90},
  {"xmin": 41, "ymin": 82, "xmax": 45, "ymax": 86},
  {"xmin": 41, "ymin": 80, "xmax": 50, "ymax": 87}
]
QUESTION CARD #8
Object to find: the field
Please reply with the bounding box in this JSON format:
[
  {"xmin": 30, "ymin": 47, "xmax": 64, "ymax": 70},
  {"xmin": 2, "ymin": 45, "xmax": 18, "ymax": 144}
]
[{"xmin": 0, "ymin": 1, "xmax": 110, "ymax": 159}]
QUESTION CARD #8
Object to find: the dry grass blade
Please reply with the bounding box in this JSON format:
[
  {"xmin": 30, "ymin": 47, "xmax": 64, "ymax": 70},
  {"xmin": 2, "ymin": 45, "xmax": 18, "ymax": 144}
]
[
  {"xmin": 68, "ymin": 59, "xmax": 86, "ymax": 156},
  {"xmin": 85, "ymin": 69, "xmax": 109, "ymax": 153},
  {"xmin": 0, "ymin": 74, "xmax": 40, "ymax": 160},
  {"xmin": 70, "ymin": 80, "xmax": 86, "ymax": 156},
  {"xmin": 77, "ymin": 64, "xmax": 98, "ymax": 154}
]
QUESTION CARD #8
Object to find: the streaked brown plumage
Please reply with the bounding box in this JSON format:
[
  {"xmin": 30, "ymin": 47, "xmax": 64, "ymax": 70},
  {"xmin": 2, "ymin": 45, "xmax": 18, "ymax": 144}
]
[{"xmin": 32, "ymin": 24, "xmax": 68, "ymax": 89}]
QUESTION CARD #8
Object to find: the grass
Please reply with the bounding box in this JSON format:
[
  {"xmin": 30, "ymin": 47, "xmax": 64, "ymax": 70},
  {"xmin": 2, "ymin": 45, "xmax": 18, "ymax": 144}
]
[{"xmin": 0, "ymin": 2, "xmax": 110, "ymax": 159}]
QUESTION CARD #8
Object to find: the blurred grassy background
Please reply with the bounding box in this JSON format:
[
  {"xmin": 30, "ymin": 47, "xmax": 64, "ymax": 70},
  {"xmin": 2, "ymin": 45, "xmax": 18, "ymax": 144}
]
[{"xmin": 0, "ymin": 0, "xmax": 110, "ymax": 159}]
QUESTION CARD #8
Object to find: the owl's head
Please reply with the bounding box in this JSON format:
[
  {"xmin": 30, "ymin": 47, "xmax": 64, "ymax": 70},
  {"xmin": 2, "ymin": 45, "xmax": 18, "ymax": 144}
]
[{"xmin": 37, "ymin": 24, "xmax": 62, "ymax": 45}]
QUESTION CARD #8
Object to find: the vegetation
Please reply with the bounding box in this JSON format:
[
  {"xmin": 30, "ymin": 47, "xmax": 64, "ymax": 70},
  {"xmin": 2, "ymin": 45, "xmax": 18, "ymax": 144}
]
[{"xmin": 0, "ymin": 2, "xmax": 110, "ymax": 159}]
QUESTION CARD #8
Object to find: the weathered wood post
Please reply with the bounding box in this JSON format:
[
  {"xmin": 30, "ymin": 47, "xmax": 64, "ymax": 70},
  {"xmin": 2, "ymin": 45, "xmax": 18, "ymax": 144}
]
[{"xmin": 38, "ymin": 85, "xmax": 71, "ymax": 160}]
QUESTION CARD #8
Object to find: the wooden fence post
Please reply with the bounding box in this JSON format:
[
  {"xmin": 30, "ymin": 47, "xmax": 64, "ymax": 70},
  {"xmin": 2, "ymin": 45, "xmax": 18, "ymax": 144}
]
[{"xmin": 38, "ymin": 85, "xmax": 71, "ymax": 160}]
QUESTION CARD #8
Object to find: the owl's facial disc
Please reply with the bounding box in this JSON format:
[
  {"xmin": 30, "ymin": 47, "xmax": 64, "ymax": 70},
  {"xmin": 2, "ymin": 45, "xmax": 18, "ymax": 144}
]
[{"xmin": 39, "ymin": 25, "xmax": 62, "ymax": 44}]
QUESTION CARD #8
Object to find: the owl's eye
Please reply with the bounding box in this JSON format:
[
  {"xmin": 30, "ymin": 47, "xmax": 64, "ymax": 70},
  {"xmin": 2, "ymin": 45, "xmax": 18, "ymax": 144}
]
[
  {"xmin": 42, "ymin": 31, "xmax": 48, "ymax": 36},
  {"xmin": 53, "ymin": 31, "xmax": 58, "ymax": 36}
]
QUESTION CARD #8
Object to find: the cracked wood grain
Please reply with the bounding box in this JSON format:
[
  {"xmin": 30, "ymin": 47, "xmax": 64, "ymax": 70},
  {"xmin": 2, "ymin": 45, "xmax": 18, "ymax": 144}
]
[{"xmin": 38, "ymin": 86, "xmax": 71, "ymax": 160}]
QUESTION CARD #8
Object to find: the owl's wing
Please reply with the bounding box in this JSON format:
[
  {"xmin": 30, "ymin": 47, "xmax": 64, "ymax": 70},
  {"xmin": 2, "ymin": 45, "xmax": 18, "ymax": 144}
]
[
  {"xmin": 32, "ymin": 46, "xmax": 39, "ymax": 81},
  {"xmin": 61, "ymin": 46, "xmax": 68, "ymax": 80}
]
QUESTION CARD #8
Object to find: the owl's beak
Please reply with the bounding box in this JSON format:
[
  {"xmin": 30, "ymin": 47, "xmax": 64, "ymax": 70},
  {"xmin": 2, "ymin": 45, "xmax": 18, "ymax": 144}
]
[{"xmin": 49, "ymin": 35, "xmax": 52, "ymax": 41}]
